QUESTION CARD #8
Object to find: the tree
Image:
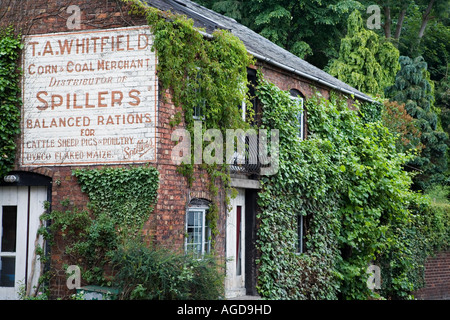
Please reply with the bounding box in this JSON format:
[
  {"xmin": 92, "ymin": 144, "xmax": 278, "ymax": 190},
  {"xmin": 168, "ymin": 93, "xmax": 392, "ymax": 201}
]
[
  {"xmin": 362, "ymin": 0, "xmax": 413, "ymax": 41},
  {"xmin": 360, "ymin": 0, "xmax": 448, "ymax": 46},
  {"xmin": 327, "ymin": 10, "xmax": 400, "ymax": 96},
  {"xmin": 386, "ymin": 55, "xmax": 448, "ymax": 189},
  {"xmin": 382, "ymin": 100, "xmax": 424, "ymax": 154},
  {"xmin": 196, "ymin": 0, "xmax": 363, "ymax": 69},
  {"xmin": 438, "ymin": 76, "xmax": 450, "ymax": 135}
]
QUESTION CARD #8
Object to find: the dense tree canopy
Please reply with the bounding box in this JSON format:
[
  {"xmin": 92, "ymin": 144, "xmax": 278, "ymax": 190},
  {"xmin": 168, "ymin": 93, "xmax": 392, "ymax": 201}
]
[
  {"xmin": 197, "ymin": 0, "xmax": 363, "ymax": 68},
  {"xmin": 197, "ymin": 0, "xmax": 449, "ymax": 70},
  {"xmin": 198, "ymin": 0, "xmax": 449, "ymax": 190},
  {"xmin": 386, "ymin": 56, "xmax": 448, "ymax": 189},
  {"xmin": 327, "ymin": 10, "xmax": 400, "ymax": 96}
]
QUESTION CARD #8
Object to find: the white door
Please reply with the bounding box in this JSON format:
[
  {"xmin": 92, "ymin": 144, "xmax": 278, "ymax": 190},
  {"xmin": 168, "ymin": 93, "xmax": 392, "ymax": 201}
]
[
  {"xmin": 0, "ymin": 186, "xmax": 47, "ymax": 300},
  {"xmin": 225, "ymin": 188, "xmax": 246, "ymax": 298}
]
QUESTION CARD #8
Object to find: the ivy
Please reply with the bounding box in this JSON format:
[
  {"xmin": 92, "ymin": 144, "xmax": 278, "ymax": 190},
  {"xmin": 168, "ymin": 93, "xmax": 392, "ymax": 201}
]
[
  {"xmin": 40, "ymin": 166, "xmax": 159, "ymax": 287},
  {"xmin": 73, "ymin": 166, "xmax": 159, "ymax": 236},
  {"xmin": 256, "ymin": 73, "xmax": 448, "ymax": 299},
  {"xmin": 256, "ymin": 77, "xmax": 341, "ymax": 299},
  {"xmin": 0, "ymin": 27, "xmax": 22, "ymax": 177},
  {"xmin": 122, "ymin": 0, "xmax": 254, "ymax": 240}
]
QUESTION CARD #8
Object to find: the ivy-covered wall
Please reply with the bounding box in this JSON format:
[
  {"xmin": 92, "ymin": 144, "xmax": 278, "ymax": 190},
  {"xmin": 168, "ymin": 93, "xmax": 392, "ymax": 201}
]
[
  {"xmin": 2, "ymin": 0, "xmax": 448, "ymax": 300},
  {"xmin": 0, "ymin": 27, "xmax": 22, "ymax": 177},
  {"xmin": 256, "ymin": 74, "xmax": 449, "ymax": 300},
  {"xmin": 0, "ymin": 0, "xmax": 259, "ymax": 298}
]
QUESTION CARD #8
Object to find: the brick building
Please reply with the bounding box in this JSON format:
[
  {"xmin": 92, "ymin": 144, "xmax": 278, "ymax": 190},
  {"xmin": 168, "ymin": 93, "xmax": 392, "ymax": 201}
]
[
  {"xmin": 415, "ymin": 252, "xmax": 450, "ymax": 300},
  {"xmin": 0, "ymin": 0, "xmax": 376, "ymax": 300}
]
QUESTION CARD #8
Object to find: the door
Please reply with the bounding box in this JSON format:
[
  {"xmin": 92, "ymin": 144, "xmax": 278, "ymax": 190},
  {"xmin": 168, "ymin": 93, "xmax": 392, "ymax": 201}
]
[
  {"xmin": 0, "ymin": 186, "xmax": 47, "ymax": 300},
  {"xmin": 225, "ymin": 188, "xmax": 246, "ymax": 298}
]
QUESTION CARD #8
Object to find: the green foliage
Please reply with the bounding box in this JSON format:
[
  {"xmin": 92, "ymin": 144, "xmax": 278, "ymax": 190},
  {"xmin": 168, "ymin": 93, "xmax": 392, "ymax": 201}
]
[
  {"xmin": 256, "ymin": 73, "xmax": 447, "ymax": 299},
  {"xmin": 381, "ymin": 100, "xmax": 424, "ymax": 154},
  {"xmin": 424, "ymin": 184, "xmax": 450, "ymax": 250},
  {"xmin": 73, "ymin": 166, "xmax": 159, "ymax": 236},
  {"xmin": 0, "ymin": 27, "xmax": 22, "ymax": 177},
  {"xmin": 328, "ymin": 10, "xmax": 400, "ymax": 96},
  {"xmin": 379, "ymin": 186, "xmax": 450, "ymax": 299},
  {"xmin": 256, "ymin": 79, "xmax": 340, "ymax": 299},
  {"xmin": 139, "ymin": 4, "xmax": 252, "ymax": 135},
  {"xmin": 386, "ymin": 55, "xmax": 448, "ymax": 190},
  {"xmin": 42, "ymin": 165, "xmax": 226, "ymax": 298},
  {"xmin": 111, "ymin": 241, "xmax": 225, "ymax": 300},
  {"xmin": 41, "ymin": 200, "xmax": 117, "ymax": 285},
  {"xmin": 358, "ymin": 99, "xmax": 383, "ymax": 123},
  {"xmin": 437, "ymin": 76, "xmax": 450, "ymax": 160},
  {"xmin": 123, "ymin": 0, "xmax": 253, "ymax": 241},
  {"xmin": 18, "ymin": 284, "xmax": 49, "ymax": 300},
  {"xmin": 197, "ymin": 0, "xmax": 363, "ymax": 68},
  {"xmin": 396, "ymin": 2, "xmax": 449, "ymax": 67},
  {"xmin": 42, "ymin": 167, "xmax": 159, "ymax": 286}
]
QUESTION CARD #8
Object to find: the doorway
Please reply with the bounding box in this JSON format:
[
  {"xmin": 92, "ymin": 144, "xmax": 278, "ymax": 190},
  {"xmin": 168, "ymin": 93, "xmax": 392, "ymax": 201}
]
[
  {"xmin": 0, "ymin": 174, "xmax": 49, "ymax": 299},
  {"xmin": 225, "ymin": 188, "xmax": 246, "ymax": 298}
]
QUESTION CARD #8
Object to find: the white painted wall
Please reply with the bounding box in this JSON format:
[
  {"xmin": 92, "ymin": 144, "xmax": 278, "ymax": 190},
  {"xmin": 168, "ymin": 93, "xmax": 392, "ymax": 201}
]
[
  {"xmin": 0, "ymin": 186, "xmax": 47, "ymax": 299},
  {"xmin": 225, "ymin": 188, "xmax": 246, "ymax": 298}
]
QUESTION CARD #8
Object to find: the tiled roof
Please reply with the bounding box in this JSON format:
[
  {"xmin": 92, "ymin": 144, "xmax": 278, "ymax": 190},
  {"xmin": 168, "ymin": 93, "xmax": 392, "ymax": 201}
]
[{"xmin": 145, "ymin": 0, "xmax": 373, "ymax": 102}]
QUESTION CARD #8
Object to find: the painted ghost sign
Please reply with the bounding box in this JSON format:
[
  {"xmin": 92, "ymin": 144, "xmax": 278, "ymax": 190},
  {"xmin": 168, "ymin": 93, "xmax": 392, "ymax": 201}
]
[{"xmin": 21, "ymin": 26, "xmax": 158, "ymax": 166}]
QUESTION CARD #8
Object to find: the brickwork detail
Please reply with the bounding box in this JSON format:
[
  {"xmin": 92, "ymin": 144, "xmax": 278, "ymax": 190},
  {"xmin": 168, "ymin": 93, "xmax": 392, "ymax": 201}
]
[
  {"xmin": 4, "ymin": 0, "xmax": 446, "ymax": 301},
  {"xmin": 415, "ymin": 251, "xmax": 450, "ymax": 300}
]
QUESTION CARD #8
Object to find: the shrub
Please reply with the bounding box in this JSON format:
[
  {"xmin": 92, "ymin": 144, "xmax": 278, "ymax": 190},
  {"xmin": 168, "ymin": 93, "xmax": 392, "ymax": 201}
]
[{"xmin": 111, "ymin": 241, "xmax": 225, "ymax": 300}]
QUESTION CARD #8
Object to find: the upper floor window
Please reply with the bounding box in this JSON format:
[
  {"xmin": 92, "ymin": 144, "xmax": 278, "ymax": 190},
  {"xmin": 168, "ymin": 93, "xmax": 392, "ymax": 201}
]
[
  {"xmin": 193, "ymin": 99, "xmax": 205, "ymax": 120},
  {"xmin": 296, "ymin": 213, "xmax": 305, "ymax": 254},
  {"xmin": 190, "ymin": 67, "xmax": 206, "ymax": 120},
  {"xmin": 245, "ymin": 68, "xmax": 258, "ymax": 124},
  {"xmin": 290, "ymin": 89, "xmax": 304, "ymax": 140}
]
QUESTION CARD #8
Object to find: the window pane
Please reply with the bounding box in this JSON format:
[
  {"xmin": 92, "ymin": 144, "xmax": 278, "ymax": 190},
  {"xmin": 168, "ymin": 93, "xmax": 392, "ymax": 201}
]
[
  {"xmin": 204, "ymin": 225, "xmax": 211, "ymax": 254},
  {"xmin": 297, "ymin": 214, "xmax": 303, "ymax": 253},
  {"xmin": 236, "ymin": 206, "xmax": 242, "ymax": 276},
  {"xmin": 193, "ymin": 104, "xmax": 203, "ymax": 119},
  {"xmin": 1, "ymin": 206, "xmax": 17, "ymax": 252},
  {"xmin": 0, "ymin": 257, "xmax": 15, "ymax": 287},
  {"xmin": 187, "ymin": 210, "xmax": 203, "ymax": 257},
  {"xmin": 297, "ymin": 112, "xmax": 303, "ymax": 139}
]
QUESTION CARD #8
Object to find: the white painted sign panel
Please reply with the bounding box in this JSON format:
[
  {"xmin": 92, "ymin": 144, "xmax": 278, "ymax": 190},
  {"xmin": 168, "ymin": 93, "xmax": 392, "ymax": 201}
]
[{"xmin": 21, "ymin": 26, "xmax": 158, "ymax": 166}]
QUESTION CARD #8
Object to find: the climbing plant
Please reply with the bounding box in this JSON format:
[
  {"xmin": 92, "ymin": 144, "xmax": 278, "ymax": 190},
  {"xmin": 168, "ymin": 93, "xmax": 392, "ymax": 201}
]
[
  {"xmin": 41, "ymin": 166, "xmax": 159, "ymax": 286},
  {"xmin": 256, "ymin": 73, "xmax": 447, "ymax": 299},
  {"xmin": 256, "ymin": 78, "xmax": 340, "ymax": 299},
  {"xmin": 0, "ymin": 27, "xmax": 22, "ymax": 177},
  {"xmin": 123, "ymin": 0, "xmax": 254, "ymax": 238},
  {"xmin": 73, "ymin": 166, "xmax": 159, "ymax": 236}
]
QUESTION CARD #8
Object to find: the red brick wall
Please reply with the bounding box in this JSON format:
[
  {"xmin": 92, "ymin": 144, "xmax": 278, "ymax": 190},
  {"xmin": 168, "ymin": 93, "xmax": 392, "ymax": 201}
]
[
  {"xmin": 0, "ymin": 0, "xmax": 141, "ymax": 35},
  {"xmin": 258, "ymin": 63, "xmax": 330, "ymax": 99},
  {"xmin": 415, "ymin": 251, "xmax": 450, "ymax": 300},
  {"xmin": 1, "ymin": 0, "xmax": 351, "ymax": 299},
  {"xmin": 1, "ymin": 0, "xmax": 226, "ymax": 298}
]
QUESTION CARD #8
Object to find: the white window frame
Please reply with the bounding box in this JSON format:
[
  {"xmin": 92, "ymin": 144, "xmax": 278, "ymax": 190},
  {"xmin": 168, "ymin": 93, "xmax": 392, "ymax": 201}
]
[
  {"xmin": 290, "ymin": 96, "xmax": 304, "ymax": 140},
  {"xmin": 296, "ymin": 214, "xmax": 304, "ymax": 254},
  {"xmin": 241, "ymin": 100, "xmax": 246, "ymax": 122},
  {"xmin": 185, "ymin": 206, "xmax": 211, "ymax": 258}
]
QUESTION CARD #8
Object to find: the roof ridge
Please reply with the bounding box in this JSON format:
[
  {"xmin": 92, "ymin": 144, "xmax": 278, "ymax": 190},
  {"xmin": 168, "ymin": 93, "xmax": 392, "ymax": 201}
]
[
  {"xmin": 144, "ymin": 0, "xmax": 373, "ymax": 102},
  {"xmin": 175, "ymin": 0, "xmax": 238, "ymax": 24}
]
